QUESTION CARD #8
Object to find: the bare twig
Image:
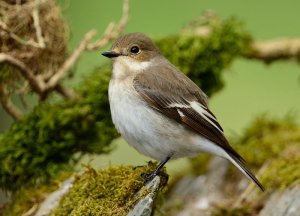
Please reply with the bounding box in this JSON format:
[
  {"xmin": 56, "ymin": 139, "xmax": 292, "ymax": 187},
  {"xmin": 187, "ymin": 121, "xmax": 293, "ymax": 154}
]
[
  {"xmin": 22, "ymin": 203, "xmax": 38, "ymax": 216},
  {"xmin": 32, "ymin": 0, "xmax": 45, "ymax": 48},
  {"xmin": 246, "ymin": 38, "xmax": 300, "ymax": 63},
  {"xmin": 45, "ymin": 0, "xmax": 130, "ymax": 91},
  {"xmin": 0, "ymin": 20, "xmax": 41, "ymax": 48},
  {"xmin": 87, "ymin": 22, "xmax": 115, "ymax": 50},
  {"xmin": 0, "ymin": 0, "xmax": 129, "ymax": 117},
  {"xmin": 0, "ymin": 53, "xmax": 77, "ymax": 101},
  {"xmin": 0, "ymin": 84, "xmax": 23, "ymax": 120},
  {"xmin": 87, "ymin": 0, "xmax": 129, "ymax": 50},
  {"xmin": 55, "ymin": 84, "xmax": 77, "ymax": 100},
  {"xmin": 112, "ymin": 0, "xmax": 129, "ymax": 36},
  {"xmin": 0, "ymin": 53, "xmax": 44, "ymax": 94},
  {"xmin": 45, "ymin": 30, "xmax": 97, "ymax": 90}
]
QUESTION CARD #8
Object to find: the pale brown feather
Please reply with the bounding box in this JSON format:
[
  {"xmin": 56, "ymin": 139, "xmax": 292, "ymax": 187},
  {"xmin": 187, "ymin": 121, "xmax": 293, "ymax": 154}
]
[{"xmin": 133, "ymin": 64, "xmax": 244, "ymax": 161}]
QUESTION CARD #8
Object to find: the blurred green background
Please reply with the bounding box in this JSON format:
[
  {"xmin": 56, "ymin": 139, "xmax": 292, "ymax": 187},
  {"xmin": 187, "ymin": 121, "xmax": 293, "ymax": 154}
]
[{"xmin": 1, "ymin": 0, "xmax": 300, "ymax": 174}]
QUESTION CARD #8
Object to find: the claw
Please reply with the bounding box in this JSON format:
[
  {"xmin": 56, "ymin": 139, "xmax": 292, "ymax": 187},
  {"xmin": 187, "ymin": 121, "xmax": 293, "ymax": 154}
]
[{"xmin": 141, "ymin": 170, "xmax": 169, "ymax": 186}]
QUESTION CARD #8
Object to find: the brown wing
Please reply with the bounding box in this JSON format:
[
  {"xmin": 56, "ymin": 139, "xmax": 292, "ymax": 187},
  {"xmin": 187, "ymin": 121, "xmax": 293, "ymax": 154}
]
[
  {"xmin": 133, "ymin": 65, "xmax": 265, "ymax": 191},
  {"xmin": 133, "ymin": 65, "xmax": 243, "ymax": 161}
]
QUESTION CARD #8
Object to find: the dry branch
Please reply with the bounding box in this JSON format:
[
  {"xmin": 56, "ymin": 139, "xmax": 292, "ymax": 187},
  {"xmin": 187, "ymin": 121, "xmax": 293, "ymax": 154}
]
[
  {"xmin": 0, "ymin": 20, "xmax": 41, "ymax": 48},
  {"xmin": 45, "ymin": 30, "xmax": 97, "ymax": 91},
  {"xmin": 44, "ymin": 0, "xmax": 129, "ymax": 93},
  {"xmin": 32, "ymin": 0, "xmax": 46, "ymax": 48},
  {"xmin": 185, "ymin": 23, "xmax": 300, "ymax": 63},
  {"xmin": 0, "ymin": 53, "xmax": 44, "ymax": 94},
  {"xmin": 246, "ymin": 38, "xmax": 300, "ymax": 63},
  {"xmin": 0, "ymin": 0, "xmax": 129, "ymax": 119},
  {"xmin": 0, "ymin": 84, "xmax": 23, "ymax": 120},
  {"xmin": 87, "ymin": 0, "xmax": 129, "ymax": 50}
]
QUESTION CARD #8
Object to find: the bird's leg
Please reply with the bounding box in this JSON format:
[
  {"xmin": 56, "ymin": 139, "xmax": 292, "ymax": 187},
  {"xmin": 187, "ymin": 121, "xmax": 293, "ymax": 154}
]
[{"xmin": 142, "ymin": 156, "xmax": 171, "ymax": 184}]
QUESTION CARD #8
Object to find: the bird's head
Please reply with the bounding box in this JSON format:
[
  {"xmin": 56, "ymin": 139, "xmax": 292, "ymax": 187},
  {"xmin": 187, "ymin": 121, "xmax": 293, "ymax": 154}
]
[{"xmin": 102, "ymin": 32, "xmax": 161, "ymax": 74}]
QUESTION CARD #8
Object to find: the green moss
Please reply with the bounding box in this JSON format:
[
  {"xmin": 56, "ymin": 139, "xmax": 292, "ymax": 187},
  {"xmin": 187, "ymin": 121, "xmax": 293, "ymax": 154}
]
[
  {"xmin": 0, "ymin": 63, "xmax": 13, "ymax": 82},
  {"xmin": 0, "ymin": 66, "xmax": 118, "ymax": 191},
  {"xmin": 156, "ymin": 16, "xmax": 252, "ymax": 97},
  {"xmin": 50, "ymin": 163, "xmax": 159, "ymax": 216},
  {"xmin": 4, "ymin": 171, "xmax": 72, "ymax": 216},
  {"xmin": 260, "ymin": 148, "xmax": 300, "ymax": 190},
  {"xmin": 212, "ymin": 205, "xmax": 252, "ymax": 216},
  {"xmin": 0, "ymin": 14, "xmax": 253, "ymax": 191},
  {"xmin": 0, "ymin": 63, "xmax": 22, "ymax": 85},
  {"xmin": 231, "ymin": 115, "xmax": 300, "ymax": 169},
  {"xmin": 230, "ymin": 115, "xmax": 300, "ymax": 190}
]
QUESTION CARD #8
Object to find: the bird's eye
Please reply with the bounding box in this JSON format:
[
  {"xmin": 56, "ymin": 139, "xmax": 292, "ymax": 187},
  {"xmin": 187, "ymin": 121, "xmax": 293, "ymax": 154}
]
[{"xmin": 130, "ymin": 46, "xmax": 140, "ymax": 54}]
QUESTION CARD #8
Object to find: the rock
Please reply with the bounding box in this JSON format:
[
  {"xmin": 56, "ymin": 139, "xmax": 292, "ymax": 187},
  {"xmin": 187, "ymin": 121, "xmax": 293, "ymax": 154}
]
[
  {"xmin": 164, "ymin": 157, "xmax": 229, "ymax": 216},
  {"xmin": 127, "ymin": 176, "xmax": 161, "ymax": 216},
  {"xmin": 259, "ymin": 185, "xmax": 300, "ymax": 216},
  {"xmin": 34, "ymin": 177, "xmax": 74, "ymax": 216}
]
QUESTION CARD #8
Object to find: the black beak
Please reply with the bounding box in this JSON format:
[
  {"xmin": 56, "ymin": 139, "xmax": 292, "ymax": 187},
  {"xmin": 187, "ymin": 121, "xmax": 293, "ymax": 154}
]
[{"xmin": 101, "ymin": 51, "xmax": 121, "ymax": 58}]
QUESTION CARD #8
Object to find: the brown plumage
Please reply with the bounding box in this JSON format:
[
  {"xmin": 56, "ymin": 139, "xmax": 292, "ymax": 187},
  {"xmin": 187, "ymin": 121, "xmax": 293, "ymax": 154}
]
[
  {"xmin": 133, "ymin": 65, "xmax": 264, "ymax": 191},
  {"xmin": 103, "ymin": 32, "xmax": 264, "ymax": 191}
]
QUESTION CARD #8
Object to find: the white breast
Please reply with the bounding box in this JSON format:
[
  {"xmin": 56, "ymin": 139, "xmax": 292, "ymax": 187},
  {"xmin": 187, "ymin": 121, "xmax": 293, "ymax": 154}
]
[
  {"xmin": 109, "ymin": 78, "xmax": 160, "ymax": 159},
  {"xmin": 108, "ymin": 59, "xmax": 226, "ymax": 161}
]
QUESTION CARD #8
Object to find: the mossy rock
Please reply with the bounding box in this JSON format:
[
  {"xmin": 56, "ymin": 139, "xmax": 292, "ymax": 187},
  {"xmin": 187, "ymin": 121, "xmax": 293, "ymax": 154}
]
[
  {"xmin": 4, "ymin": 163, "xmax": 164, "ymax": 216},
  {"xmin": 232, "ymin": 115, "xmax": 300, "ymax": 169},
  {"xmin": 3, "ymin": 172, "xmax": 72, "ymax": 216},
  {"xmin": 211, "ymin": 116, "xmax": 300, "ymax": 215},
  {"xmin": 231, "ymin": 115, "xmax": 300, "ymax": 190},
  {"xmin": 260, "ymin": 146, "xmax": 300, "ymax": 190},
  {"xmin": 50, "ymin": 163, "xmax": 161, "ymax": 216}
]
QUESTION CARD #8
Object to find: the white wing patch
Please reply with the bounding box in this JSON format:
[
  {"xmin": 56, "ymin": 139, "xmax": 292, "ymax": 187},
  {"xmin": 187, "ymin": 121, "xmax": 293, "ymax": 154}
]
[
  {"xmin": 165, "ymin": 100, "xmax": 223, "ymax": 134},
  {"xmin": 177, "ymin": 110, "xmax": 185, "ymax": 117},
  {"xmin": 167, "ymin": 103, "xmax": 190, "ymax": 108},
  {"xmin": 189, "ymin": 101, "xmax": 223, "ymax": 133}
]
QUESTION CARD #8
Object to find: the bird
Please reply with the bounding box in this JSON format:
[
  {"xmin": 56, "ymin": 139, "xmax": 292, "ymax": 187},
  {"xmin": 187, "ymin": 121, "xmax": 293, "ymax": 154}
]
[{"xmin": 102, "ymin": 32, "xmax": 264, "ymax": 191}]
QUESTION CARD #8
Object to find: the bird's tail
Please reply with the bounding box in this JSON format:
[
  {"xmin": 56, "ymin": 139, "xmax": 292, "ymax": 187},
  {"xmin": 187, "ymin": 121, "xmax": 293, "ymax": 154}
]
[{"xmin": 226, "ymin": 152, "xmax": 265, "ymax": 191}]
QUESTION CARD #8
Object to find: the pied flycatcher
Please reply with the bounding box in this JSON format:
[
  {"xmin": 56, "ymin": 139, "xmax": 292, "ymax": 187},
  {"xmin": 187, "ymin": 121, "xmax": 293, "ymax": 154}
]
[{"xmin": 102, "ymin": 32, "xmax": 264, "ymax": 191}]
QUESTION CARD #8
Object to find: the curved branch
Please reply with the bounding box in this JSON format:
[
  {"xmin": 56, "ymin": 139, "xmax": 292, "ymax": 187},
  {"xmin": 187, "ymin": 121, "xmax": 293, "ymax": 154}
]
[
  {"xmin": 187, "ymin": 25, "xmax": 300, "ymax": 64},
  {"xmin": 0, "ymin": 20, "xmax": 41, "ymax": 48},
  {"xmin": 0, "ymin": 53, "xmax": 44, "ymax": 94},
  {"xmin": 45, "ymin": 30, "xmax": 97, "ymax": 91},
  {"xmin": 44, "ymin": 0, "xmax": 130, "ymax": 92},
  {"xmin": 0, "ymin": 84, "xmax": 23, "ymax": 120},
  {"xmin": 87, "ymin": 0, "xmax": 130, "ymax": 50}
]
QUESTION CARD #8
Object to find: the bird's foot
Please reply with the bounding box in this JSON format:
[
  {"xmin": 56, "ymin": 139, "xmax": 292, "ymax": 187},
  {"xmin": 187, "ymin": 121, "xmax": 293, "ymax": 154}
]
[
  {"xmin": 141, "ymin": 170, "xmax": 158, "ymax": 183},
  {"xmin": 141, "ymin": 170, "xmax": 169, "ymax": 186}
]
